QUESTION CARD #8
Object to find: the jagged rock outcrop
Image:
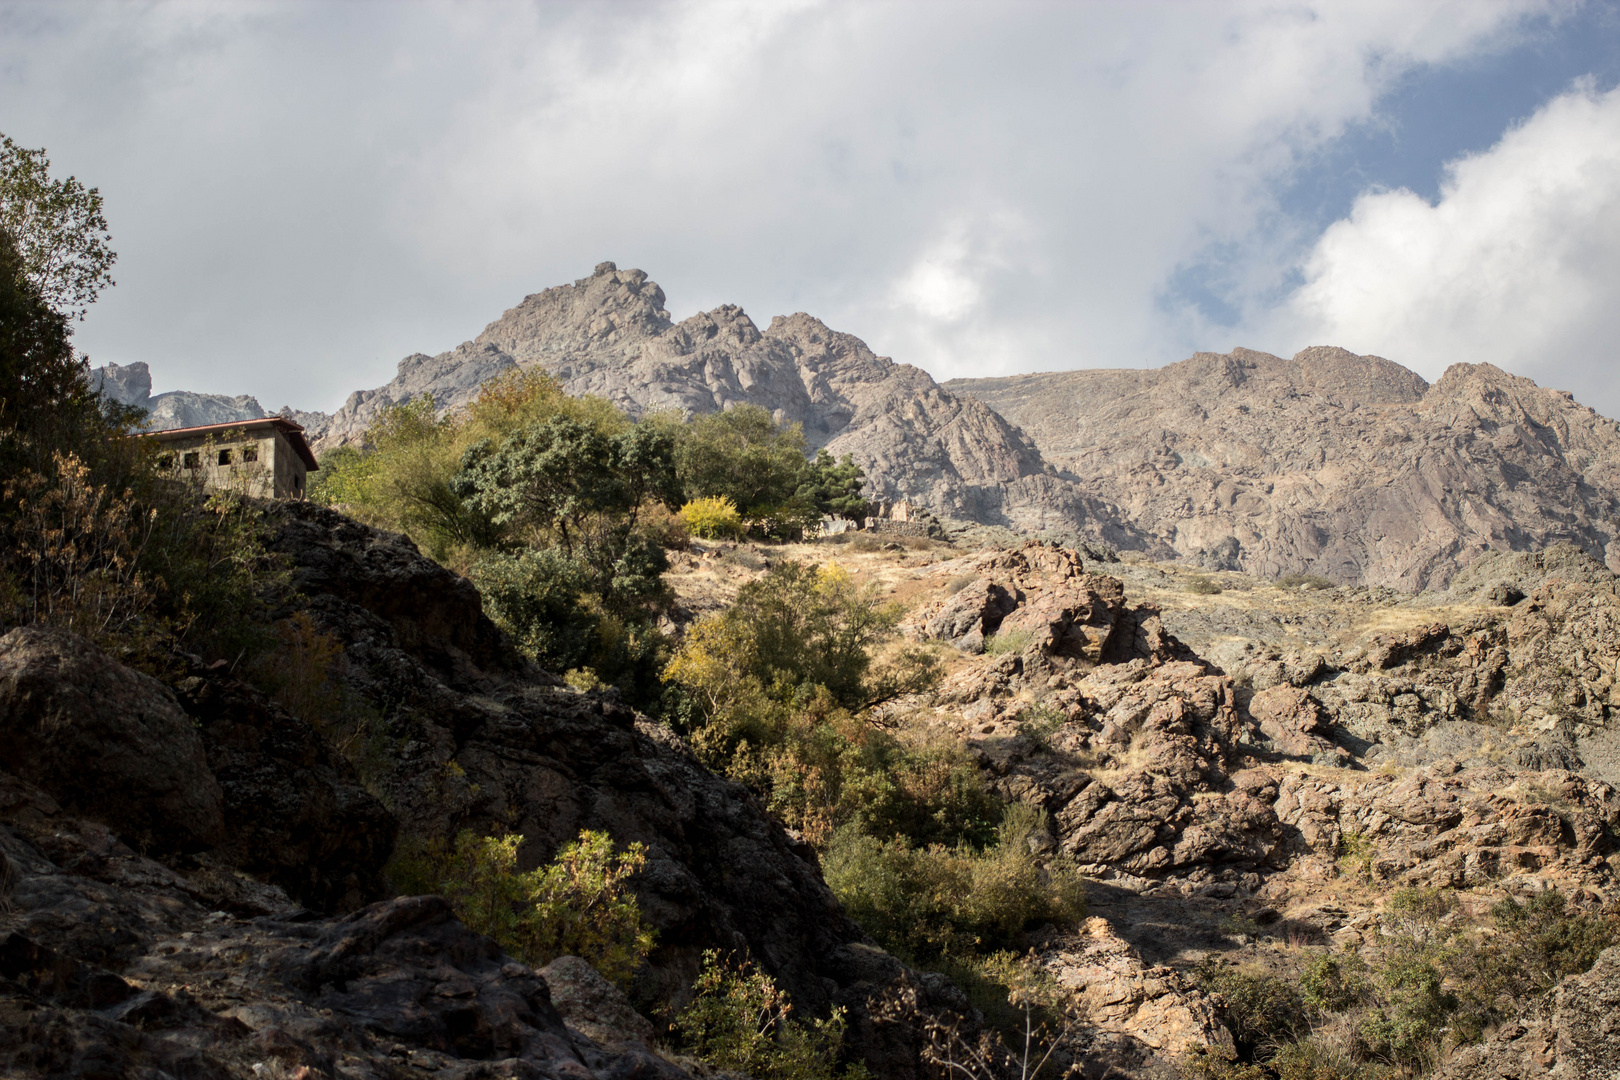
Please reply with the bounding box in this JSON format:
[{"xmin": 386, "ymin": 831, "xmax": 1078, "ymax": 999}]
[
  {"xmin": 309, "ymin": 263, "xmax": 1150, "ymax": 546},
  {"xmin": 949, "ymin": 347, "xmax": 1620, "ymax": 589},
  {"xmin": 89, "ymin": 360, "xmax": 269, "ymax": 430}
]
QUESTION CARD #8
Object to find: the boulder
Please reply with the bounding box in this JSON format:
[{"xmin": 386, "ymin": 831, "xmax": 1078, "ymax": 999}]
[
  {"xmin": 0, "ymin": 626, "xmax": 224, "ymax": 853},
  {"xmin": 169, "ymin": 666, "xmax": 397, "ymax": 913},
  {"xmin": 540, "ymin": 955, "xmax": 656, "ymax": 1046},
  {"xmin": 1247, "ymin": 686, "xmax": 1333, "ymax": 757}
]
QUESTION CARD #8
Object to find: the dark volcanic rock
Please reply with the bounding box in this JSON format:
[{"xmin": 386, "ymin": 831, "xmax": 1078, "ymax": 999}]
[
  {"xmin": 0, "ymin": 626, "xmax": 224, "ymax": 853},
  {"xmin": 171, "ymin": 666, "xmax": 397, "ymax": 913}
]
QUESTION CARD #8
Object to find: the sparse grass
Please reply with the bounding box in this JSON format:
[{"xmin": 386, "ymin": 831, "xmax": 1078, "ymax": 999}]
[
  {"xmin": 716, "ymin": 546, "xmax": 766, "ymax": 570},
  {"xmin": 984, "ymin": 626, "xmax": 1036, "ymax": 655}
]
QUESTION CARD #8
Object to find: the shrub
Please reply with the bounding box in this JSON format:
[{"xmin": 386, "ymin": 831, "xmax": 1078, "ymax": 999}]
[
  {"xmin": 1015, "ymin": 703, "xmax": 1068, "ymax": 752},
  {"xmin": 983, "ymin": 626, "xmax": 1035, "ymax": 656},
  {"xmin": 1336, "ymin": 831, "xmax": 1374, "ymax": 883},
  {"xmin": 1186, "ymin": 576, "xmax": 1223, "ymax": 595},
  {"xmin": 681, "ymin": 495, "xmax": 744, "ymax": 539},
  {"xmin": 673, "ymin": 950, "xmax": 868, "ymax": 1080},
  {"xmin": 666, "ymin": 560, "xmax": 911, "ymax": 713},
  {"xmin": 1195, "ymin": 959, "xmax": 1309, "ymax": 1059},
  {"xmin": 823, "ymin": 805, "xmax": 1086, "ymax": 964},
  {"xmin": 397, "ymin": 829, "xmax": 655, "ymax": 989},
  {"xmin": 1277, "ymin": 573, "xmax": 1334, "ymax": 591},
  {"xmin": 1299, "ymin": 952, "xmax": 1372, "ymax": 1014},
  {"xmin": 472, "ymin": 548, "xmax": 597, "ymax": 672},
  {"xmin": 2, "ymin": 449, "xmax": 156, "ymax": 641}
]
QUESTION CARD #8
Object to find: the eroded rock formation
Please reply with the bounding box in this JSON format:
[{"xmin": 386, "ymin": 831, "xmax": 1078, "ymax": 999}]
[{"xmin": 949, "ymin": 347, "xmax": 1620, "ymax": 589}]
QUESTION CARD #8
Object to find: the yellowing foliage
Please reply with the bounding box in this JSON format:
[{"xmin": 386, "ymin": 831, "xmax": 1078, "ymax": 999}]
[{"xmin": 679, "ymin": 495, "xmax": 745, "ymax": 540}]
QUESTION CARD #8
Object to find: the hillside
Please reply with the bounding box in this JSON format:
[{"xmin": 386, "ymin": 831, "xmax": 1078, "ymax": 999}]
[
  {"xmin": 307, "ymin": 262, "xmax": 1150, "ymax": 548},
  {"xmin": 948, "ymin": 346, "xmax": 1620, "ymax": 590}
]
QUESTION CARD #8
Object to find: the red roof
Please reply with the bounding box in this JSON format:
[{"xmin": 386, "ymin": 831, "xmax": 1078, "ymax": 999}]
[{"xmin": 137, "ymin": 416, "xmax": 319, "ymax": 472}]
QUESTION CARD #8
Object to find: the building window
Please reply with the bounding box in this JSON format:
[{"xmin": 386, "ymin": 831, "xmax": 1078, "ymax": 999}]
[
  {"xmin": 157, "ymin": 453, "xmax": 175, "ymax": 469},
  {"xmin": 218, "ymin": 449, "xmax": 233, "ymax": 466},
  {"xmin": 183, "ymin": 452, "xmax": 200, "ymax": 469},
  {"xmin": 243, "ymin": 446, "xmax": 259, "ymax": 463}
]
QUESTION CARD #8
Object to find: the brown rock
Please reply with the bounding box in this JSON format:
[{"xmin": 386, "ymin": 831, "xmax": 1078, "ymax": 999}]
[{"xmin": 1247, "ymin": 686, "xmax": 1333, "ymax": 757}]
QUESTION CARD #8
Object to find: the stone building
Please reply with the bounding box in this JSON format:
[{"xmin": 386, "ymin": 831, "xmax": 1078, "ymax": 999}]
[{"xmin": 140, "ymin": 417, "xmax": 318, "ymax": 499}]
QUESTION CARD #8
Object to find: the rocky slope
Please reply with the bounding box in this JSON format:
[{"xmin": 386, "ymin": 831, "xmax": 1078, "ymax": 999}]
[
  {"xmin": 947, "ymin": 347, "xmax": 1620, "ymax": 590},
  {"xmin": 309, "ymin": 262, "xmax": 1151, "ymax": 547},
  {"xmin": 659, "ymin": 530, "xmax": 1620, "ymax": 1074},
  {"xmin": 0, "ymin": 504, "xmax": 973, "ymax": 1079}
]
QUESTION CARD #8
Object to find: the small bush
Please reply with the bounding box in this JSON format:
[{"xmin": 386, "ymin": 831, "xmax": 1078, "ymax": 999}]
[
  {"xmin": 471, "ymin": 548, "xmax": 597, "ymax": 672},
  {"xmin": 681, "ymin": 495, "xmax": 744, "ymax": 540},
  {"xmin": 1336, "ymin": 831, "xmax": 1374, "ymax": 883},
  {"xmin": 823, "ymin": 805, "xmax": 1086, "ymax": 964},
  {"xmin": 673, "ymin": 950, "xmax": 869, "ymax": 1080},
  {"xmin": 983, "ymin": 626, "xmax": 1035, "ymax": 656},
  {"xmin": 1277, "ymin": 573, "xmax": 1334, "ymax": 591},
  {"xmin": 1185, "ymin": 576, "xmax": 1223, "ymax": 595},
  {"xmin": 1195, "ymin": 959, "xmax": 1309, "ymax": 1059},
  {"xmin": 1300, "ymin": 952, "xmax": 1372, "ymax": 1014},
  {"xmin": 395, "ymin": 829, "xmax": 655, "ymax": 989},
  {"xmin": 1015, "ymin": 702, "xmax": 1068, "ymax": 752}
]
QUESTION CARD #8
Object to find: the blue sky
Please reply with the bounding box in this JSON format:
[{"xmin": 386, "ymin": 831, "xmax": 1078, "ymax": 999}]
[{"xmin": 4, "ymin": 1, "xmax": 1620, "ymax": 417}]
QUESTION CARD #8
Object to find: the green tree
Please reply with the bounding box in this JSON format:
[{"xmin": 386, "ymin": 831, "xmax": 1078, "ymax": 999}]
[
  {"xmin": 677, "ymin": 404, "xmax": 810, "ymax": 513},
  {"xmin": 798, "ymin": 449, "xmax": 870, "ymax": 520},
  {"xmin": 0, "ymin": 228, "xmax": 91, "ymax": 442},
  {"xmin": 0, "ymin": 133, "xmax": 116, "ymax": 321},
  {"xmin": 452, "ymin": 415, "xmax": 681, "ymax": 607}
]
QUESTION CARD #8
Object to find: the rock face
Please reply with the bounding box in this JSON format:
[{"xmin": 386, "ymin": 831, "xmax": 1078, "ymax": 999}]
[
  {"xmin": 309, "ymin": 263, "xmax": 1150, "ymax": 546},
  {"xmin": 89, "ymin": 360, "xmax": 269, "ymax": 430},
  {"xmin": 0, "ymin": 626, "xmax": 224, "ymax": 853},
  {"xmin": 254, "ymin": 500, "xmax": 968, "ymax": 1076},
  {"xmin": 948, "ymin": 346, "xmax": 1620, "ymax": 589},
  {"xmin": 1436, "ymin": 944, "xmax": 1620, "ymax": 1079}
]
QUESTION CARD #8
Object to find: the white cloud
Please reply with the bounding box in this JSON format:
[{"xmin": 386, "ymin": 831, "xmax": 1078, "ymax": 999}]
[
  {"xmin": 0, "ymin": 0, "xmax": 1568, "ymax": 409},
  {"xmin": 1268, "ymin": 78, "xmax": 1620, "ymax": 415}
]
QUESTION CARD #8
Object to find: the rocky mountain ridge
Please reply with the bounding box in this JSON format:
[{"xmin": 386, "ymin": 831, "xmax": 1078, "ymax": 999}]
[
  {"xmin": 948, "ymin": 347, "xmax": 1620, "ymax": 590},
  {"xmin": 89, "ymin": 361, "xmax": 277, "ymax": 431},
  {"xmin": 92, "ymin": 266, "xmax": 1620, "ymax": 590},
  {"xmin": 302, "ymin": 262, "xmax": 1152, "ymax": 547}
]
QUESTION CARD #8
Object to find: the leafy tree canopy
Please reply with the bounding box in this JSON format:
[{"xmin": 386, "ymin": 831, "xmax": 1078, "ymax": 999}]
[
  {"xmin": 677, "ymin": 403, "xmax": 809, "ymax": 514},
  {"xmin": 0, "ymin": 133, "xmax": 116, "ymax": 322},
  {"xmin": 798, "ymin": 449, "xmax": 870, "ymax": 520},
  {"xmin": 0, "ymin": 227, "xmax": 83, "ymax": 438}
]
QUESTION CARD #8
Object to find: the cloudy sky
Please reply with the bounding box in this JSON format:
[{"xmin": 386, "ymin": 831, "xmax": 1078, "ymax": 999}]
[{"xmin": 4, "ymin": 0, "xmax": 1619, "ymax": 417}]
